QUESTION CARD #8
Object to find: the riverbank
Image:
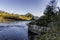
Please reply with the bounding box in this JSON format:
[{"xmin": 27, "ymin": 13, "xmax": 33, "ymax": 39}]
[
  {"xmin": 0, "ymin": 11, "xmax": 34, "ymax": 21},
  {"xmin": 28, "ymin": 24, "xmax": 51, "ymax": 40},
  {"xmin": 0, "ymin": 17, "xmax": 11, "ymax": 23}
]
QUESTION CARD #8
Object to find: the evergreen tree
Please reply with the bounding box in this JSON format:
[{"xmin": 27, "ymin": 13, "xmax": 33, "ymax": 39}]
[
  {"xmin": 44, "ymin": 0, "xmax": 57, "ymax": 22},
  {"xmin": 29, "ymin": 0, "xmax": 57, "ymax": 26},
  {"xmin": 36, "ymin": 0, "xmax": 57, "ymax": 26}
]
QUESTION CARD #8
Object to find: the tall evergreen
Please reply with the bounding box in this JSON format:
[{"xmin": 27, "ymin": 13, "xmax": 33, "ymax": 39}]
[
  {"xmin": 29, "ymin": 0, "xmax": 57, "ymax": 26},
  {"xmin": 44, "ymin": 0, "xmax": 57, "ymax": 22}
]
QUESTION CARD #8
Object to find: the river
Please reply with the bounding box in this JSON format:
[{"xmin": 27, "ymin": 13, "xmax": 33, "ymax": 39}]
[{"xmin": 0, "ymin": 21, "xmax": 31, "ymax": 40}]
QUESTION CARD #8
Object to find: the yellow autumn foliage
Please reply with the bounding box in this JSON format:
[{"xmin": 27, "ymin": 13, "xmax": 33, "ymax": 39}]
[{"xmin": 0, "ymin": 11, "xmax": 33, "ymax": 21}]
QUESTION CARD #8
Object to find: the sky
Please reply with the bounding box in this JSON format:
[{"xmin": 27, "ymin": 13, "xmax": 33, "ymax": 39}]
[{"xmin": 0, "ymin": 0, "xmax": 60, "ymax": 16}]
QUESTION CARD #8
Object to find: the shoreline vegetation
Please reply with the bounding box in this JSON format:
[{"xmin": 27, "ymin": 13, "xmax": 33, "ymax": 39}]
[
  {"xmin": 0, "ymin": 11, "xmax": 34, "ymax": 22},
  {"xmin": 28, "ymin": 0, "xmax": 60, "ymax": 40}
]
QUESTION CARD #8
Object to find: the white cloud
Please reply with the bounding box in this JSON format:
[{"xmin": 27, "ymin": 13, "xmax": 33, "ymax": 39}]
[{"xmin": 57, "ymin": 0, "xmax": 60, "ymax": 7}]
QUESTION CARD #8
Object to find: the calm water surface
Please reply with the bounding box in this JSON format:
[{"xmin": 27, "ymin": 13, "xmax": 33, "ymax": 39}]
[{"xmin": 0, "ymin": 21, "xmax": 31, "ymax": 40}]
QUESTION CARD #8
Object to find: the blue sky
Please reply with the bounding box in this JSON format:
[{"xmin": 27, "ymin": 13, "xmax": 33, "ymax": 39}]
[{"xmin": 0, "ymin": 0, "xmax": 60, "ymax": 16}]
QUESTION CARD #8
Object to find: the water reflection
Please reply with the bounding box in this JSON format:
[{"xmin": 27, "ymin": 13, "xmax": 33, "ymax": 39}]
[{"xmin": 0, "ymin": 21, "xmax": 30, "ymax": 40}]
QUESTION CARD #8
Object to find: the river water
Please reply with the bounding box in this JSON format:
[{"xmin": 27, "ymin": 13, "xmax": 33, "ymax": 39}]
[{"xmin": 0, "ymin": 21, "xmax": 30, "ymax": 40}]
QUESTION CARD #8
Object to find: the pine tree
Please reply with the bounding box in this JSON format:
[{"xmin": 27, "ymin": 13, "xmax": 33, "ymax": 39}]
[{"xmin": 44, "ymin": 0, "xmax": 57, "ymax": 22}]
